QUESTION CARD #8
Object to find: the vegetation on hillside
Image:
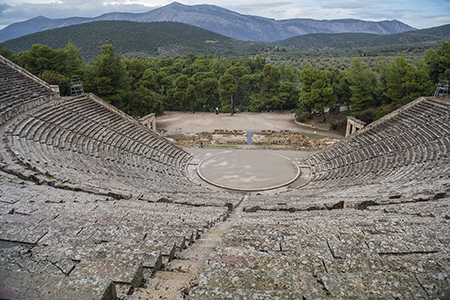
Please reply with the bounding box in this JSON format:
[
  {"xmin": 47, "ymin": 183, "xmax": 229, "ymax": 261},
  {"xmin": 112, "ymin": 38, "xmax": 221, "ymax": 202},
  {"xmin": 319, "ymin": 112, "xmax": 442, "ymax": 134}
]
[
  {"xmin": 275, "ymin": 24, "xmax": 450, "ymax": 51},
  {"xmin": 1, "ymin": 37, "xmax": 449, "ymax": 125},
  {"xmin": 3, "ymin": 21, "xmax": 265, "ymax": 61}
]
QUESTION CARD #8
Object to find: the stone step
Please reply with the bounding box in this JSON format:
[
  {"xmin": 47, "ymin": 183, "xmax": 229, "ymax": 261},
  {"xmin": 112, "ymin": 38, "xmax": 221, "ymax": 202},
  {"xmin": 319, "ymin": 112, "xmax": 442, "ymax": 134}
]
[
  {"xmin": 0, "ymin": 270, "xmax": 116, "ymax": 300},
  {"xmin": 70, "ymin": 259, "xmax": 143, "ymax": 296},
  {"xmin": 127, "ymin": 271, "xmax": 198, "ymax": 300},
  {"xmin": 165, "ymin": 260, "xmax": 205, "ymax": 274}
]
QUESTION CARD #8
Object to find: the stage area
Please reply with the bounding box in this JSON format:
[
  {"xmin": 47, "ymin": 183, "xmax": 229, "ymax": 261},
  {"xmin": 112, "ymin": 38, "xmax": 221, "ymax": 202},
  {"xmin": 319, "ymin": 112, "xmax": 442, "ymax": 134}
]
[
  {"xmin": 157, "ymin": 111, "xmax": 343, "ymax": 138},
  {"xmin": 197, "ymin": 151, "xmax": 300, "ymax": 191}
]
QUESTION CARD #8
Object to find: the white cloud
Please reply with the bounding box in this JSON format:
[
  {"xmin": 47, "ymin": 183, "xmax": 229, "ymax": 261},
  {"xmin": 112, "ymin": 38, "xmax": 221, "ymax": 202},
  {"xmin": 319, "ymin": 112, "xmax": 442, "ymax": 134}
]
[{"xmin": 403, "ymin": 12, "xmax": 450, "ymax": 29}]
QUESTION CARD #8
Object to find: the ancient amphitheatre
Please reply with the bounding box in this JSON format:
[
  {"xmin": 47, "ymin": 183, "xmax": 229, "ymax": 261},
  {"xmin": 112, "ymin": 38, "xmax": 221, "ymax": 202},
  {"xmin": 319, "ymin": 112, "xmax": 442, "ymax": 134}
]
[{"xmin": 0, "ymin": 53, "xmax": 449, "ymax": 299}]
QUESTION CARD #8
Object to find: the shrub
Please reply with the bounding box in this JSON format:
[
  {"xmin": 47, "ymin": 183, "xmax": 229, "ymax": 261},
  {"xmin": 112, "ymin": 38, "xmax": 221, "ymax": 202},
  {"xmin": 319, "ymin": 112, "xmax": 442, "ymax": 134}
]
[
  {"xmin": 296, "ymin": 112, "xmax": 312, "ymax": 122},
  {"xmin": 222, "ymin": 104, "xmax": 233, "ymax": 113},
  {"xmin": 326, "ymin": 116, "xmax": 347, "ymax": 130},
  {"xmin": 357, "ymin": 108, "xmax": 376, "ymax": 124}
]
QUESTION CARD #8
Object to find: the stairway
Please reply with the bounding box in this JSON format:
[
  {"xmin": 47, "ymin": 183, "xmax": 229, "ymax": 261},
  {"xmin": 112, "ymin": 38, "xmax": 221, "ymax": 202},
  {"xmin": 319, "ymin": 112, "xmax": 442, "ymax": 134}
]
[{"xmin": 126, "ymin": 196, "xmax": 247, "ymax": 299}]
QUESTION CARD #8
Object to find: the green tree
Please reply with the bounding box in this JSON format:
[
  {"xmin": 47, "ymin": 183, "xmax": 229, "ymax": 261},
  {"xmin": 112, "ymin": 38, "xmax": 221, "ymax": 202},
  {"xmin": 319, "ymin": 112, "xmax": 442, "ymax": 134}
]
[
  {"xmin": 384, "ymin": 56, "xmax": 409, "ymax": 105},
  {"xmin": 348, "ymin": 58, "xmax": 377, "ymax": 112},
  {"xmin": 384, "ymin": 56, "xmax": 433, "ymax": 105},
  {"xmin": 0, "ymin": 43, "xmax": 18, "ymax": 63},
  {"xmin": 19, "ymin": 44, "xmax": 65, "ymax": 75},
  {"xmin": 62, "ymin": 41, "xmax": 85, "ymax": 79},
  {"xmin": 125, "ymin": 58, "xmax": 146, "ymax": 90},
  {"xmin": 403, "ymin": 59, "xmax": 434, "ymax": 101},
  {"xmin": 333, "ymin": 70, "xmax": 352, "ymax": 108},
  {"xmin": 128, "ymin": 86, "xmax": 162, "ymax": 116},
  {"xmin": 199, "ymin": 77, "xmax": 220, "ymax": 111},
  {"xmin": 175, "ymin": 75, "xmax": 189, "ymax": 111},
  {"xmin": 261, "ymin": 65, "xmax": 281, "ymax": 110},
  {"xmin": 39, "ymin": 70, "xmax": 70, "ymax": 96},
  {"xmin": 191, "ymin": 72, "xmax": 219, "ymax": 111},
  {"xmin": 86, "ymin": 44, "xmax": 130, "ymax": 109},
  {"xmin": 139, "ymin": 69, "xmax": 160, "ymax": 94},
  {"xmin": 185, "ymin": 85, "xmax": 197, "ymax": 113},
  {"xmin": 299, "ymin": 67, "xmax": 335, "ymax": 121},
  {"xmin": 279, "ymin": 64, "xmax": 300, "ymax": 84},
  {"xmin": 219, "ymin": 73, "xmax": 237, "ymax": 115},
  {"xmin": 374, "ymin": 59, "xmax": 391, "ymax": 105},
  {"xmin": 279, "ymin": 81, "xmax": 300, "ymax": 110},
  {"xmin": 424, "ymin": 41, "xmax": 450, "ymax": 83}
]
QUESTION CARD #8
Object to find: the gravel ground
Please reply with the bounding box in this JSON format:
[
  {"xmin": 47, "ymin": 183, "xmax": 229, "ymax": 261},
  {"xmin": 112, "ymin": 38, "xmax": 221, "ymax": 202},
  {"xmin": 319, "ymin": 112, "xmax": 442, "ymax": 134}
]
[{"xmin": 156, "ymin": 111, "xmax": 343, "ymax": 138}]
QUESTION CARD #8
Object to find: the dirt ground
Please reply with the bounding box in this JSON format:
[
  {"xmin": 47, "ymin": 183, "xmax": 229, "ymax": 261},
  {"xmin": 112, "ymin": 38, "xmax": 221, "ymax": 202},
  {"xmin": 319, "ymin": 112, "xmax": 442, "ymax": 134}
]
[{"xmin": 156, "ymin": 111, "xmax": 344, "ymax": 138}]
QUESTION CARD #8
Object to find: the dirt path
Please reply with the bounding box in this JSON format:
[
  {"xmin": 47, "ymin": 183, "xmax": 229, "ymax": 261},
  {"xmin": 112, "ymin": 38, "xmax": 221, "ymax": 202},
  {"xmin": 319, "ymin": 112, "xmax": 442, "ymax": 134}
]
[{"xmin": 156, "ymin": 111, "xmax": 343, "ymax": 138}]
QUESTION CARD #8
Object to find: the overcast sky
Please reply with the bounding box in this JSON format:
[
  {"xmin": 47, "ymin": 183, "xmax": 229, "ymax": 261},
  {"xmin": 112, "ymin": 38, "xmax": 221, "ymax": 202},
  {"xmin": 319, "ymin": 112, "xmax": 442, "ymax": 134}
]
[{"xmin": 1, "ymin": 0, "xmax": 449, "ymax": 30}]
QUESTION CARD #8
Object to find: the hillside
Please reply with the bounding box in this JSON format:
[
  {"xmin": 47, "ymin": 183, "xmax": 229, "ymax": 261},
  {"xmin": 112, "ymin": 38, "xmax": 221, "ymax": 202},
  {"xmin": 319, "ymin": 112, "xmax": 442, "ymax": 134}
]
[
  {"xmin": 3, "ymin": 21, "xmax": 264, "ymax": 61},
  {"xmin": 0, "ymin": 2, "xmax": 415, "ymax": 43},
  {"xmin": 275, "ymin": 24, "xmax": 450, "ymax": 50}
]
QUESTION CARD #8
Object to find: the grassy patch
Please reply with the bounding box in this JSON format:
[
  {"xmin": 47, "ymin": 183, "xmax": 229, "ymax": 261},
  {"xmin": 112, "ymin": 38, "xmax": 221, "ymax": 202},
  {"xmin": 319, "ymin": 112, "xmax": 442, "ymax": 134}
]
[{"xmin": 303, "ymin": 133, "xmax": 327, "ymax": 139}]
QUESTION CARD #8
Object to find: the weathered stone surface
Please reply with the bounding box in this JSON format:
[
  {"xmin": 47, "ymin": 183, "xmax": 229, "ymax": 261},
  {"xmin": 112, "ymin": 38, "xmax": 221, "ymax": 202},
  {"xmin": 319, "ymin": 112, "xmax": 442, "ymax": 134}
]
[
  {"xmin": 131, "ymin": 271, "xmax": 197, "ymax": 300},
  {"xmin": 1, "ymin": 57, "xmax": 450, "ymax": 299},
  {"xmin": 0, "ymin": 271, "xmax": 116, "ymax": 300},
  {"xmin": 70, "ymin": 259, "xmax": 143, "ymax": 288}
]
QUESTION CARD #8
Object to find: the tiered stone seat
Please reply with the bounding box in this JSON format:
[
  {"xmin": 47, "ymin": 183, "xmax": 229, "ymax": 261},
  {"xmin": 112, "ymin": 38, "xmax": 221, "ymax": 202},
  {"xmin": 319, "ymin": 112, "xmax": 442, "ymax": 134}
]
[
  {"xmin": 244, "ymin": 97, "xmax": 450, "ymax": 211},
  {"xmin": 5, "ymin": 93, "xmax": 239, "ymax": 206},
  {"xmin": 0, "ymin": 170, "xmax": 228, "ymax": 298},
  {"xmin": 2, "ymin": 53, "xmax": 449, "ymax": 299},
  {"xmin": 0, "ymin": 55, "xmax": 58, "ymax": 125},
  {"xmin": 192, "ymin": 202, "xmax": 450, "ymax": 299}
]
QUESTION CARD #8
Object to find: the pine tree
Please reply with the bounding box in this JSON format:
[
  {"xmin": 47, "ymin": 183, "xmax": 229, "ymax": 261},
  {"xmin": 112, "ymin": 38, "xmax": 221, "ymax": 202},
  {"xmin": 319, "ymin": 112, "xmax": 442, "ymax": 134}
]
[
  {"xmin": 348, "ymin": 58, "xmax": 377, "ymax": 112},
  {"xmin": 86, "ymin": 44, "xmax": 131, "ymax": 109},
  {"xmin": 424, "ymin": 41, "xmax": 450, "ymax": 83},
  {"xmin": 128, "ymin": 86, "xmax": 162, "ymax": 116},
  {"xmin": 299, "ymin": 67, "xmax": 335, "ymax": 120}
]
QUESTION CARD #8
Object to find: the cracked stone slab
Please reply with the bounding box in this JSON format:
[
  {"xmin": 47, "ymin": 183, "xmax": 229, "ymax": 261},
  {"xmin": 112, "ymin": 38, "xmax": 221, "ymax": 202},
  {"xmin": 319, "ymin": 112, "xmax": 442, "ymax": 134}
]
[
  {"xmin": 381, "ymin": 253, "xmax": 450, "ymax": 273},
  {"xmin": 324, "ymin": 252, "xmax": 384, "ymax": 273},
  {"xmin": 70, "ymin": 259, "xmax": 143, "ymax": 289},
  {"xmin": 0, "ymin": 270, "xmax": 116, "ymax": 300},
  {"xmin": 415, "ymin": 272, "xmax": 450, "ymax": 298},
  {"xmin": 328, "ymin": 239, "xmax": 373, "ymax": 259},
  {"xmin": 0, "ymin": 215, "xmax": 47, "ymax": 244},
  {"xmin": 361, "ymin": 272, "xmax": 427, "ymax": 299},
  {"xmin": 317, "ymin": 273, "xmax": 366, "ymax": 298},
  {"xmin": 367, "ymin": 239, "xmax": 411, "ymax": 255},
  {"xmin": 0, "ymin": 245, "xmax": 62, "ymax": 275}
]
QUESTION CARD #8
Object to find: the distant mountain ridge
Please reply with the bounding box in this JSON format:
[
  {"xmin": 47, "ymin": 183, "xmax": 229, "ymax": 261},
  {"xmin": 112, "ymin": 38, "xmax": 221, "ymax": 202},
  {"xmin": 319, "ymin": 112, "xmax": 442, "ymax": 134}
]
[
  {"xmin": 275, "ymin": 24, "xmax": 450, "ymax": 50},
  {"xmin": 0, "ymin": 1, "xmax": 415, "ymax": 42},
  {"xmin": 2, "ymin": 21, "xmax": 263, "ymax": 61}
]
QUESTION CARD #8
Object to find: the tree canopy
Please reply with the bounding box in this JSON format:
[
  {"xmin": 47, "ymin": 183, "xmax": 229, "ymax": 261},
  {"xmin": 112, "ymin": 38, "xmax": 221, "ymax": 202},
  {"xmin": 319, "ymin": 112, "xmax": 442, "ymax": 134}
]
[{"xmin": 5, "ymin": 40, "xmax": 447, "ymax": 121}]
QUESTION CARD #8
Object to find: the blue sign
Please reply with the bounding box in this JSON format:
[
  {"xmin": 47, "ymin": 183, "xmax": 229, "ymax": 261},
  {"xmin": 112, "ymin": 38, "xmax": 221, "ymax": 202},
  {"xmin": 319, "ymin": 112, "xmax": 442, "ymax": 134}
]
[{"xmin": 247, "ymin": 131, "xmax": 252, "ymax": 145}]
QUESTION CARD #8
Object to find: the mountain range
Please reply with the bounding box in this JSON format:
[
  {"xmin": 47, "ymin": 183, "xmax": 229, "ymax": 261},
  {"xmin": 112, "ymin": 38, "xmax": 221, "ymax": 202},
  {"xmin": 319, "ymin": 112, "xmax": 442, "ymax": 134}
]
[
  {"xmin": 275, "ymin": 24, "xmax": 450, "ymax": 50},
  {"xmin": 3, "ymin": 21, "xmax": 262, "ymax": 61},
  {"xmin": 0, "ymin": 1, "xmax": 416, "ymax": 43}
]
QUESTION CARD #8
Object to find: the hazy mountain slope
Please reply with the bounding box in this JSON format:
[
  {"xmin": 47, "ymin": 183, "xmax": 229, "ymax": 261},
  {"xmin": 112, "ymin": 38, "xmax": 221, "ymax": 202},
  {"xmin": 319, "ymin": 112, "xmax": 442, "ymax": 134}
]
[
  {"xmin": 3, "ymin": 21, "xmax": 264, "ymax": 61},
  {"xmin": 275, "ymin": 24, "xmax": 450, "ymax": 50},
  {"xmin": 0, "ymin": 2, "xmax": 415, "ymax": 42}
]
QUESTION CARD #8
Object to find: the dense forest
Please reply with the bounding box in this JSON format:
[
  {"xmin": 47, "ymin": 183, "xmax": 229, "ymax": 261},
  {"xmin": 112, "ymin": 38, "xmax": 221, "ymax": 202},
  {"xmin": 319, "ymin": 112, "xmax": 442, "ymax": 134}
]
[
  {"xmin": 2, "ymin": 21, "xmax": 264, "ymax": 61},
  {"xmin": 1, "ymin": 40, "xmax": 449, "ymax": 127}
]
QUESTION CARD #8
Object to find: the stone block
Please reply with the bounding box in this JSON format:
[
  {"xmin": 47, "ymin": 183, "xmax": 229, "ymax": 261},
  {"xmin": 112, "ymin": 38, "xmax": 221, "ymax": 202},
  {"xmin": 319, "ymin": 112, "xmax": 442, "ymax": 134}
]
[
  {"xmin": 0, "ymin": 214, "xmax": 47, "ymax": 244},
  {"xmin": 70, "ymin": 259, "xmax": 143, "ymax": 289},
  {"xmin": 0, "ymin": 271, "xmax": 116, "ymax": 300},
  {"xmin": 416, "ymin": 272, "xmax": 450, "ymax": 297},
  {"xmin": 361, "ymin": 272, "xmax": 427, "ymax": 299}
]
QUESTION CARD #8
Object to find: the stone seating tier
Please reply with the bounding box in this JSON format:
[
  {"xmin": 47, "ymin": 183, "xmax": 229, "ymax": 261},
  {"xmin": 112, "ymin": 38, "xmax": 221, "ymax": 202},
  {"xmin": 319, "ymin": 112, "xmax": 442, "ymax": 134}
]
[
  {"xmin": 0, "ymin": 171, "xmax": 229, "ymax": 298},
  {"xmin": 5, "ymin": 94, "xmax": 235, "ymax": 203},
  {"xmin": 0, "ymin": 56, "xmax": 58, "ymax": 125},
  {"xmin": 191, "ymin": 201, "xmax": 450, "ymax": 299}
]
